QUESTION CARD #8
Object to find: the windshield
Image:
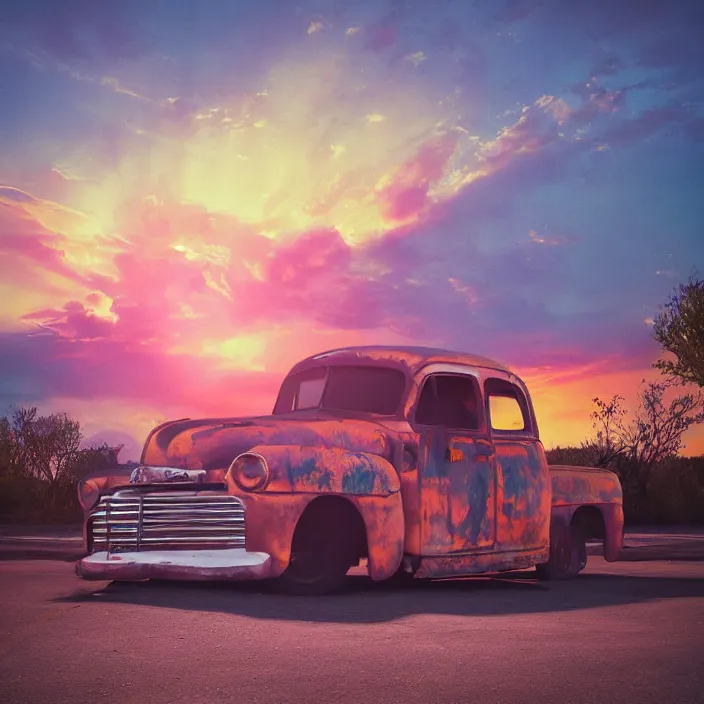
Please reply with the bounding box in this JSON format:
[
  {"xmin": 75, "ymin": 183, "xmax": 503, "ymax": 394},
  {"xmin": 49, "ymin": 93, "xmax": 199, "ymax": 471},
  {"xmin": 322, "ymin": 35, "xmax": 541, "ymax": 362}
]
[{"xmin": 274, "ymin": 365, "xmax": 407, "ymax": 416}]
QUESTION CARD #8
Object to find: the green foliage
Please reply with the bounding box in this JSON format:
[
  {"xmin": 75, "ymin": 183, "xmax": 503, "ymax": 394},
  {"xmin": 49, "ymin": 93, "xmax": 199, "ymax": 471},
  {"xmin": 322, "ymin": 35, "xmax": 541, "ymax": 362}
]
[
  {"xmin": 0, "ymin": 406, "xmax": 116, "ymax": 523},
  {"xmin": 653, "ymin": 276, "xmax": 704, "ymax": 388}
]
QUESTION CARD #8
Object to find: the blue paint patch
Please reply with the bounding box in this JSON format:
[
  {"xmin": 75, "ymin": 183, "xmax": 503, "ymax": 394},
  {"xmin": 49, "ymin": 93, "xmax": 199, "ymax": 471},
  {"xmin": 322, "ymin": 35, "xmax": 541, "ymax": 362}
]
[
  {"xmin": 424, "ymin": 429, "xmax": 449, "ymax": 479},
  {"xmin": 286, "ymin": 456, "xmax": 335, "ymax": 491},
  {"xmin": 501, "ymin": 456, "xmax": 527, "ymax": 506},
  {"xmin": 458, "ymin": 467, "xmax": 490, "ymax": 544},
  {"xmin": 316, "ymin": 468, "xmax": 334, "ymax": 491},
  {"xmin": 525, "ymin": 447, "xmax": 542, "ymax": 483},
  {"xmin": 287, "ymin": 456, "xmax": 319, "ymax": 486},
  {"xmin": 341, "ymin": 467, "xmax": 375, "ymax": 494},
  {"xmin": 341, "ymin": 454, "xmax": 383, "ymax": 494}
]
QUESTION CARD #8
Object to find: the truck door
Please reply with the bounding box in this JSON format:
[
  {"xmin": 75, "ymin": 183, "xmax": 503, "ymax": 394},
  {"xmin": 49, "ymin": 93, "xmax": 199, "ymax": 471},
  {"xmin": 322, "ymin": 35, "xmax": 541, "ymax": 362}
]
[
  {"xmin": 412, "ymin": 372, "xmax": 497, "ymax": 554},
  {"xmin": 484, "ymin": 377, "xmax": 551, "ymax": 553}
]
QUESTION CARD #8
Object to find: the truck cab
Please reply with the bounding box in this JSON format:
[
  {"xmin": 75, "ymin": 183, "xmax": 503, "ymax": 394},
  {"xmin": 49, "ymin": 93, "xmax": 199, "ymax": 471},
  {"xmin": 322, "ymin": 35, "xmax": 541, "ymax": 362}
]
[{"xmin": 76, "ymin": 345, "xmax": 624, "ymax": 594}]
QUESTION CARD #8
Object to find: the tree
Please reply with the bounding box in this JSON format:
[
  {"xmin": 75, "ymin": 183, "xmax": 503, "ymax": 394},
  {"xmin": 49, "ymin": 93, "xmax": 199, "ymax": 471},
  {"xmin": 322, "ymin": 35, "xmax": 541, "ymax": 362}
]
[
  {"xmin": 653, "ymin": 276, "xmax": 704, "ymax": 388},
  {"xmin": 7, "ymin": 407, "xmax": 82, "ymax": 485},
  {"xmin": 587, "ymin": 380, "xmax": 704, "ymax": 503},
  {"xmin": 1, "ymin": 406, "xmax": 124, "ymax": 520},
  {"xmin": 2, "ymin": 406, "xmax": 88, "ymax": 514},
  {"xmin": 0, "ymin": 416, "xmax": 22, "ymax": 478},
  {"xmin": 588, "ymin": 395, "xmax": 630, "ymax": 467}
]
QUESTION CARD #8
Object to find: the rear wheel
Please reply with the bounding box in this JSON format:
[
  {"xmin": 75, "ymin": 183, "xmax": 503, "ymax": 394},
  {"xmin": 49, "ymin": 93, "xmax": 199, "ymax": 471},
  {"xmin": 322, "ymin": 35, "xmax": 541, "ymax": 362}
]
[{"xmin": 536, "ymin": 519, "xmax": 587, "ymax": 580}]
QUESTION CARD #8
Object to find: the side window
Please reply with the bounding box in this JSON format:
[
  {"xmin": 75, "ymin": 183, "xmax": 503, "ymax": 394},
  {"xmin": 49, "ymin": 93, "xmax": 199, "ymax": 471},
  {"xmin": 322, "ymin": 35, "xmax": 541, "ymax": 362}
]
[
  {"xmin": 484, "ymin": 378, "xmax": 531, "ymax": 433},
  {"xmin": 415, "ymin": 374, "xmax": 482, "ymax": 430}
]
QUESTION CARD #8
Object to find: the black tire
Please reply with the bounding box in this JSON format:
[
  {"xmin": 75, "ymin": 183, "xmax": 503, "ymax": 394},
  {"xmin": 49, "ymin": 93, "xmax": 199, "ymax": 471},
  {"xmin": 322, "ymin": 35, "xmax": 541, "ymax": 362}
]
[
  {"xmin": 273, "ymin": 502, "xmax": 359, "ymax": 596},
  {"xmin": 536, "ymin": 520, "xmax": 587, "ymax": 580},
  {"xmin": 385, "ymin": 564, "xmax": 415, "ymax": 588}
]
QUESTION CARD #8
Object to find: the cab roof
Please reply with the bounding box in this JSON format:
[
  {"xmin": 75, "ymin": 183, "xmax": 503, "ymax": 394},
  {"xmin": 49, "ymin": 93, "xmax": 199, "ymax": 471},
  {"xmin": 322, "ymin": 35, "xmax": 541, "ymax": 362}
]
[{"xmin": 289, "ymin": 345, "xmax": 512, "ymax": 376}]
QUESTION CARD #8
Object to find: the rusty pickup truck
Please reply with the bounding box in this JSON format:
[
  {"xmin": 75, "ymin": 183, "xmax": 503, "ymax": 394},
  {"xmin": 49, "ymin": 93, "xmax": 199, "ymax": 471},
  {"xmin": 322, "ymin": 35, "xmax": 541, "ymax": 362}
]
[{"xmin": 76, "ymin": 346, "xmax": 623, "ymax": 594}]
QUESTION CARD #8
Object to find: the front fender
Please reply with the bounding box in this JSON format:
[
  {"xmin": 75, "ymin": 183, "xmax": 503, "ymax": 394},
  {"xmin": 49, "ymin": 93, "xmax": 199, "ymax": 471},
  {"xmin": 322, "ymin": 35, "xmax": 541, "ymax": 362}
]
[
  {"xmin": 229, "ymin": 445, "xmax": 401, "ymax": 496},
  {"xmin": 232, "ymin": 446, "xmax": 404, "ymax": 579},
  {"xmin": 350, "ymin": 492, "xmax": 405, "ymax": 580}
]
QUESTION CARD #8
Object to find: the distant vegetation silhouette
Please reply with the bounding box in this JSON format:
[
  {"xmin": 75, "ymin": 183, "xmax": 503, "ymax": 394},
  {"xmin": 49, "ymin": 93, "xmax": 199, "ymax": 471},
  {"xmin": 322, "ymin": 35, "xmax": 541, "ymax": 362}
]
[
  {"xmin": 549, "ymin": 275, "xmax": 704, "ymax": 524},
  {"xmin": 0, "ymin": 406, "xmax": 132, "ymax": 523},
  {"xmin": 547, "ymin": 379, "xmax": 704, "ymax": 524}
]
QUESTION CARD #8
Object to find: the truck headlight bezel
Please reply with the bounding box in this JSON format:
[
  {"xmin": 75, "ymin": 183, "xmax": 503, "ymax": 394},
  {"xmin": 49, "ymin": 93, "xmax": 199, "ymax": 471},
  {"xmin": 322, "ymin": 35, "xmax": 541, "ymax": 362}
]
[{"xmin": 228, "ymin": 452, "xmax": 270, "ymax": 492}]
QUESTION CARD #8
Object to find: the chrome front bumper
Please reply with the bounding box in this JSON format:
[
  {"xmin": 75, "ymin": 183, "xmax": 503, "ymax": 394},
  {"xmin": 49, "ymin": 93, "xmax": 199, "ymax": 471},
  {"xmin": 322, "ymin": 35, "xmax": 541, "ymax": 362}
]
[{"xmin": 76, "ymin": 548, "xmax": 272, "ymax": 581}]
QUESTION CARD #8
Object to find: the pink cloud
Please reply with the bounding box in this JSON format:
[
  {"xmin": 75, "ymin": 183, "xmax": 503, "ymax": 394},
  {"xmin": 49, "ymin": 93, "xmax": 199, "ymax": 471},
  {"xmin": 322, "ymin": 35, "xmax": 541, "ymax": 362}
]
[
  {"xmin": 377, "ymin": 131, "xmax": 460, "ymax": 221},
  {"xmin": 0, "ymin": 197, "xmax": 86, "ymax": 286},
  {"xmin": 266, "ymin": 228, "xmax": 351, "ymax": 284},
  {"xmin": 21, "ymin": 301, "xmax": 115, "ymax": 340},
  {"xmin": 0, "ymin": 331, "xmax": 283, "ymax": 417}
]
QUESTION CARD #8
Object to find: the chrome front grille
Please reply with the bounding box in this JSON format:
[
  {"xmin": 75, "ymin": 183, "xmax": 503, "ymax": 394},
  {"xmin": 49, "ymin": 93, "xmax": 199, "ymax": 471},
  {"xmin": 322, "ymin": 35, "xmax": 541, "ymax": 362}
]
[{"xmin": 89, "ymin": 491, "xmax": 245, "ymax": 553}]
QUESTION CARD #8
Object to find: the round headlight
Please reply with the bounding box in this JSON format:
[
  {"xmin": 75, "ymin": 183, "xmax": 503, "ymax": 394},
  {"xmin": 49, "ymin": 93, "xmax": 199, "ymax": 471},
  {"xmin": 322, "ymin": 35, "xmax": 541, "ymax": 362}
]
[
  {"xmin": 78, "ymin": 478, "xmax": 100, "ymax": 512},
  {"xmin": 228, "ymin": 453, "xmax": 270, "ymax": 492}
]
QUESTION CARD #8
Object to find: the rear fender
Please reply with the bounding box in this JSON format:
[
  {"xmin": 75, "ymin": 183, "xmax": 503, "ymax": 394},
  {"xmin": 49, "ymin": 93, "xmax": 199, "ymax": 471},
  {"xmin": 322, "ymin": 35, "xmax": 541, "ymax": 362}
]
[{"xmin": 549, "ymin": 465, "xmax": 623, "ymax": 562}]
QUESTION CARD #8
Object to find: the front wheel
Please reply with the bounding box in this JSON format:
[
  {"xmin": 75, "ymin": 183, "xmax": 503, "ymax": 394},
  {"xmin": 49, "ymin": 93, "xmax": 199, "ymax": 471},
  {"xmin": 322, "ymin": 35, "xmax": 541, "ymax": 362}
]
[
  {"xmin": 273, "ymin": 501, "xmax": 361, "ymax": 596},
  {"xmin": 536, "ymin": 520, "xmax": 587, "ymax": 580}
]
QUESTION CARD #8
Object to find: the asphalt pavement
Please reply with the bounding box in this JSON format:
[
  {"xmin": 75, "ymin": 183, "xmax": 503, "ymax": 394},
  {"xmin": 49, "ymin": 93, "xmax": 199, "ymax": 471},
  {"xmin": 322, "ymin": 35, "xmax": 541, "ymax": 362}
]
[{"xmin": 0, "ymin": 556, "xmax": 702, "ymax": 704}]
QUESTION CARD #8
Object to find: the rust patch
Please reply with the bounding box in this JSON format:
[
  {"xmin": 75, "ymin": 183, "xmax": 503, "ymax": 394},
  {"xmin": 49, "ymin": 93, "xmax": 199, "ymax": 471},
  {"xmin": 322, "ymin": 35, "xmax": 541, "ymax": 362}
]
[
  {"xmin": 237, "ymin": 492, "xmax": 314, "ymax": 577},
  {"xmin": 550, "ymin": 465, "xmax": 623, "ymax": 506},
  {"xmin": 351, "ymin": 493, "xmax": 405, "ymax": 580},
  {"xmin": 226, "ymin": 445, "xmax": 400, "ymax": 496},
  {"xmin": 142, "ymin": 415, "xmax": 393, "ymax": 473},
  {"xmin": 449, "ymin": 447, "xmax": 465, "ymax": 463},
  {"xmin": 419, "ymin": 429, "xmax": 496, "ymax": 553},
  {"xmin": 494, "ymin": 440, "xmax": 551, "ymax": 554},
  {"xmin": 415, "ymin": 547, "xmax": 549, "ymax": 579}
]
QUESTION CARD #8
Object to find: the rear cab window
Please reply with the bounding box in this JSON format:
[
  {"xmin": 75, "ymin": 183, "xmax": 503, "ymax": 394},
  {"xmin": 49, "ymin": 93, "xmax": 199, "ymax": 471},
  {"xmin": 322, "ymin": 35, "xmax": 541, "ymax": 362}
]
[{"xmin": 484, "ymin": 377, "xmax": 534, "ymax": 437}]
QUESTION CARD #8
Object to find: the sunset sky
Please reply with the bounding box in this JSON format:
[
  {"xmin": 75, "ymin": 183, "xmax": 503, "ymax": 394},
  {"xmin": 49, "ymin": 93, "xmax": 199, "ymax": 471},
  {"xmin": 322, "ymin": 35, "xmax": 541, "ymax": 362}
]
[{"xmin": 1, "ymin": 0, "xmax": 703, "ymax": 461}]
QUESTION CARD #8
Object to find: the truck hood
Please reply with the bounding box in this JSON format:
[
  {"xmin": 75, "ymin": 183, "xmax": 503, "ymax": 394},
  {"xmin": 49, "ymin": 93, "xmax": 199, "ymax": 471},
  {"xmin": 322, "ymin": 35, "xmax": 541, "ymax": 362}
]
[{"xmin": 140, "ymin": 413, "xmax": 398, "ymax": 481}]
